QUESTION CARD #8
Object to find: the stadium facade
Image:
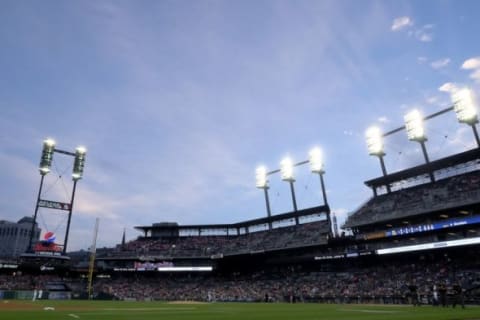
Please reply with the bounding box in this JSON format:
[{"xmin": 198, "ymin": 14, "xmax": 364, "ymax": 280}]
[{"xmin": 0, "ymin": 217, "xmax": 40, "ymax": 258}]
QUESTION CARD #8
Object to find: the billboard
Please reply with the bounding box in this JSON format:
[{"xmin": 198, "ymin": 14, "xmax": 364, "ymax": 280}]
[{"xmin": 34, "ymin": 231, "xmax": 62, "ymax": 255}]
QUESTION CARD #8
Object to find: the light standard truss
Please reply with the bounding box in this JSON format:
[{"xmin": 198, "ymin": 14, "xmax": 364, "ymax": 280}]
[{"xmin": 28, "ymin": 138, "xmax": 87, "ymax": 255}]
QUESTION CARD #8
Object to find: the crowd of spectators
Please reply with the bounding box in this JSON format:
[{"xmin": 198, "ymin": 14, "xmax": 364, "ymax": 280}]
[
  {"xmin": 2, "ymin": 252, "xmax": 479, "ymax": 305},
  {"xmin": 0, "ymin": 273, "xmax": 63, "ymax": 290},
  {"xmin": 90, "ymin": 258, "xmax": 480, "ymax": 304},
  {"xmin": 346, "ymin": 170, "xmax": 480, "ymax": 228},
  {"xmin": 103, "ymin": 220, "xmax": 330, "ymax": 259}
]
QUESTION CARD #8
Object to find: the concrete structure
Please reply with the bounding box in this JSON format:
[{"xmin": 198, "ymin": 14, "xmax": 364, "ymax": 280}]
[{"xmin": 0, "ymin": 217, "xmax": 40, "ymax": 258}]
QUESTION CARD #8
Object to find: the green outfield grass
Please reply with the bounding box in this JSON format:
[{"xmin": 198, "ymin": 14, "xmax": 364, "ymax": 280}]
[{"xmin": 0, "ymin": 300, "xmax": 478, "ymax": 320}]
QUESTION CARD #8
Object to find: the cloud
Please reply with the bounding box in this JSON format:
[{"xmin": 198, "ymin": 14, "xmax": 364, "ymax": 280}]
[
  {"xmin": 74, "ymin": 187, "xmax": 121, "ymax": 220},
  {"xmin": 461, "ymin": 57, "xmax": 480, "ymax": 70},
  {"xmin": 460, "ymin": 57, "xmax": 480, "ymax": 83},
  {"xmin": 430, "ymin": 58, "xmax": 450, "ymax": 69},
  {"xmin": 445, "ymin": 126, "xmax": 477, "ymax": 151},
  {"xmin": 417, "ymin": 33, "xmax": 432, "ymax": 42},
  {"xmin": 417, "ymin": 56, "xmax": 428, "ymax": 64},
  {"xmin": 470, "ymin": 69, "xmax": 480, "ymax": 82},
  {"xmin": 438, "ymin": 82, "xmax": 458, "ymax": 93},
  {"xmin": 426, "ymin": 96, "xmax": 439, "ymax": 105},
  {"xmin": 426, "ymin": 126, "xmax": 478, "ymax": 161},
  {"xmin": 413, "ymin": 25, "xmax": 434, "ymax": 42},
  {"xmin": 393, "ymin": 18, "xmax": 433, "ymax": 42},
  {"xmin": 378, "ymin": 116, "xmax": 389, "ymax": 123},
  {"xmin": 391, "ymin": 16, "xmax": 413, "ymax": 31}
]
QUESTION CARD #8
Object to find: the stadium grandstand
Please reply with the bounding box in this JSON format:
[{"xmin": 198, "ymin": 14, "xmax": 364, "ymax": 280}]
[
  {"xmin": 100, "ymin": 205, "xmax": 330, "ymax": 261},
  {"xmin": 83, "ymin": 134, "xmax": 480, "ymax": 303},
  {"xmin": 345, "ymin": 148, "xmax": 480, "ymax": 244}
]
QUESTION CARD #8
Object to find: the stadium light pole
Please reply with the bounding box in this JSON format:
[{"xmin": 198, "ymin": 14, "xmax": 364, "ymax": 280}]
[
  {"xmin": 309, "ymin": 147, "xmax": 328, "ymax": 206},
  {"xmin": 256, "ymin": 166, "xmax": 273, "ymax": 229},
  {"xmin": 87, "ymin": 217, "xmax": 99, "ymax": 299},
  {"xmin": 63, "ymin": 146, "xmax": 87, "ymax": 254},
  {"xmin": 28, "ymin": 139, "xmax": 87, "ymax": 255},
  {"xmin": 366, "ymin": 126, "xmax": 391, "ymax": 193},
  {"xmin": 451, "ymin": 88, "xmax": 480, "ymax": 147},
  {"xmin": 280, "ymin": 157, "xmax": 299, "ymax": 224},
  {"xmin": 309, "ymin": 147, "xmax": 332, "ymax": 235},
  {"xmin": 404, "ymin": 109, "xmax": 435, "ymax": 182},
  {"xmin": 28, "ymin": 138, "xmax": 55, "ymax": 252}
]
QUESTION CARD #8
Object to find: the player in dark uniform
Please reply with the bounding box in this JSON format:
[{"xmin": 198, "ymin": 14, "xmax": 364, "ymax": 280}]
[
  {"xmin": 438, "ymin": 282, "xmax": 447, "ymax": 307},
  {"xmin": 408, "ymin": 282, "xmax": 420, "ymax": 306},
  {"xmin": 452, "ymin": 282, "xmax": 465, "ymax": 309}
]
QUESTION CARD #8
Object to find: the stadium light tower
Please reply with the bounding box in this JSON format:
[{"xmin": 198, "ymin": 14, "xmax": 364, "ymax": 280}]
[
  {"xmin": 451, "ymin": 88, "xmax": 480, "ymax": 147},
  {"xmin": 309, "ymin": 147, "xmax": 332, "ymax": 234},
  {"xmin": 404, "ymin": 109, "xmax": 435, "ymax": 182},
  {"xmin": 29, "ymin": 138, "xmax": 56, "ymax": 251},
  {"xmin": 256, "ymin": 166, "xmax": 272, "ymax": 222},
  {"xmin": 280, "ymin": 157, "xmax": 298, "ymax": 214},
  {"xmin": 39, "ymin": 138, "xmax": 55, "ymax": 175},
  {"xmin": 28, "ymin": 139, "xmax": 87, "ymax": 255},
  {"xmin": 256, "ymin": 150, "xmax": 333, "ymax": 230},
  {"xmin": 63, "ymin": 146, "xmax": 87, "ymax": 254},
  {"xmin": 309, "ymin": 147, "xmax": 328, "ymax": 206},
  {"xmin": 366, "ymin": 126, "xmax": 391, "ymax": 193}
]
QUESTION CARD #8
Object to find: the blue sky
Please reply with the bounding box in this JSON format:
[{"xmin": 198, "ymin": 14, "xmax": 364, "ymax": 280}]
[{"xmin": 1, "ymin": 0, "xmax": 480, "ymax": 251}]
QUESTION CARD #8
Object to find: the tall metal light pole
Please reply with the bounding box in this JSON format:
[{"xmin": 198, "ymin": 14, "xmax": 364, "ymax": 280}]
[
  {"xmin": 63, "ymin": 146, "xmax": 87, "ymax": 254},
  {"xmin": 309, "ymin": 147, "xmax": 331, "ymax": 234},
  {"xmin": 404, "ymin": 109, "xmax": 435, "ymax": 182},
  {"xmin": 256, "ymin": 149, "xmax": 332, "ymax": 228},
  {"xmin": 452, "ymin": 88, "xmax": 480, "ymax": 147},
  {"xmin": 366, "ymin": 126, "xmax": 391, "ymax": 194},
  {"xmin": 256, "ymin": 166, "xmax": 272, "ymax": 229},
  {"xmin": 87, "ymin": 217, "xmax": 99, "ymax": 299},
  {"xmin": 280, "ymin": 157, "xmax": 298, "ymax": 224},
  {"xmin": 28, "ymin": 138, "xmax": 55, "ymax": 252},
  {"xmin": 27, "ymin": 139, "xmax": 87, "ymax": 255},
  {"xmin": 309, "ymin": 147, "xmax": 328, "ymax": 206}
]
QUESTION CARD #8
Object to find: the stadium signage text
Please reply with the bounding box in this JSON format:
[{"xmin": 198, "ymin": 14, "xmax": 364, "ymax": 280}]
[
  {"xmin": 157, "ymin": 266, "xmax": 213, "ymax": 272},
  {"xmin": 314, "ymin": 254, "xmax": 345, "ymax": 260},
  {"xmin": 113, "ymin": 266, "xmax": 213, "ymax": 272},
  {"xmin": 134, "ymin": 261, "xmax": 173, "ymax": 271},
  {"xmin": 363, "ymin": 215, "xmax": 480, "ymax": 240},
  {"xmin": 314, "ymin": 251, "xmax": 375, "ymax": 260},
  {"xmin": 359, "ymin": 251, "xmax": 373, "ymax": 256},
  {"xmin": 376, "ymin": 236, "xmax": 480, "ymax": 255},
  {"xmin": 113, "ymin": 268, "xmax": 136, "ymax": 271},
  {"xmin": 40, "ymin": 265, "xmax": 55, "ymax": 271},
  {"xmin": 38, "ymin": 200, "xmax": 71, "ymax": 211},
  {"xmin": 37, "ymin": 251, "xmax": 62, "ymax": 256}
]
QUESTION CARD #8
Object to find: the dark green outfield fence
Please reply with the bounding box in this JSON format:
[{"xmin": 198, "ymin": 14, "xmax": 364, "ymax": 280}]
[{"xmin": 0, "ymin": 290, "xmax": 71, "ymax": 300}]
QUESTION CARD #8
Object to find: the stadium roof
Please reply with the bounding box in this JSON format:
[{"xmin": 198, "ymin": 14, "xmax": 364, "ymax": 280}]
[
  {"xmin": 365, "ymin": 147, "xmax": 480, "ymax": 189},
  {"xmin": 135, "ymin": 205, "xmax": 330, "ymax": 233}
]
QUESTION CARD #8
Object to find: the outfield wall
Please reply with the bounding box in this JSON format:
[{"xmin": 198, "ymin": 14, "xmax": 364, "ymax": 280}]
[{"xmin": 0, "ymin": 290, "xmax": 71, "ymax": 300}]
